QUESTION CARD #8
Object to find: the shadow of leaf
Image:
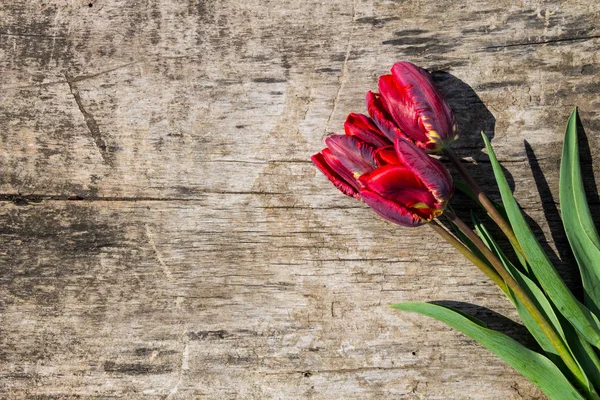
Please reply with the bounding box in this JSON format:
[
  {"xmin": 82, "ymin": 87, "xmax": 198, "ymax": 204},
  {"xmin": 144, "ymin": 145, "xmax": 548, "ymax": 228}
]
[{"xmin": 431, "ymin": 300, "xmax": 540, "ymax": 352}]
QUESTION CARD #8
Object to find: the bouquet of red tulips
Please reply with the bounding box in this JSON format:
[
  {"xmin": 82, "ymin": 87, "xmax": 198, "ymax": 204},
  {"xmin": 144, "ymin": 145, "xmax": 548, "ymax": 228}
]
[{"xmin": 312, "ymin": 61, "xmax": 600, "ymax": 399}]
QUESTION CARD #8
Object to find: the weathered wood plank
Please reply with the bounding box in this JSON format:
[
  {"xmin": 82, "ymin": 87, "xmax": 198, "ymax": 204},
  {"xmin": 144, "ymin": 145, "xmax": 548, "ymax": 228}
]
[
  {"xmin": 0, "ymin": 0, "xmax": 599, "ymax": 398},
  {"xmin": 0, "ymin": 199, "xmax": 532, "ymax": 399}
]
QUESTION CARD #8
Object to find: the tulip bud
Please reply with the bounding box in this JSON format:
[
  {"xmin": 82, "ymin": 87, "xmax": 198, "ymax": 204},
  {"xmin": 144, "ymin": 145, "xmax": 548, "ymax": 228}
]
[{"xmin": 367, "ymin": 62, "xmax": 458, "ymax": 152}]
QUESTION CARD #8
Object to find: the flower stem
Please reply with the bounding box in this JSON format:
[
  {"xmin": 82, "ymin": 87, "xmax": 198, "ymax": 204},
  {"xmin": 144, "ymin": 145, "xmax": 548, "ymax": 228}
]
[
  {"xmin": 443, "ymin": 148, "xmax": 525, "ymax": 259},
  {"xmin": 444, "ymin": 210, "xmax": 586, "ymax": 390},
  {"xmin": 429, "ymin": 220, "xmax": 508, "ymax": 294}
]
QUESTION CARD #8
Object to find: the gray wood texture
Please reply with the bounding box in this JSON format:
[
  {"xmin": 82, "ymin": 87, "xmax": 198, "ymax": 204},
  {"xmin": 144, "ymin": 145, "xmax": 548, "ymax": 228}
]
[{"xmin": 1, "ymin": 0, "xmax": 599, "ymax": 398}]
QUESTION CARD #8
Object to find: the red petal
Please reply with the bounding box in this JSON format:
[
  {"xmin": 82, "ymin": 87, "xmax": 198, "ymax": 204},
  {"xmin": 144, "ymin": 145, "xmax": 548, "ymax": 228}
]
[
  {"xmin": 378, "ymin": 74, "xmax": 430, "ymax": 145},
  {"xmin": 325, "ymin": 135, "xmax": 378, "ymax": 176},
  {"xmin": 360, "ymin": 189, "xmax": 425, "ymax": 227},
  {"xmin": 321, "ymin": 149, "xmax": 360, "ymax": 190},
  {"xmin": 360, "ymin": 165, "xmax": 437, "ymax": 212},
  {"xmin": 374, "ymin": 145, "xmax": 400, "ymax": 166},
  {"xmin": 344, "ymin": 113, "xmax": 391, "ymax": 148},
  {"xmin": 390, "ymin": 62, "xmax": 457, "ymax": 149},
  {"xmin": 365, "ymin": 91, "xmax": 406, "ymax": 142},
  {"xmin": 360, "ymin": 165, "xmax": 425, "ymax": 191},
  {"xmin": 394, "ymin": 138, "xmax": 453, "ymax": 208},
  {"xmin": 311, "ymin": 151, "xmax": 358, "ymax": 197}
]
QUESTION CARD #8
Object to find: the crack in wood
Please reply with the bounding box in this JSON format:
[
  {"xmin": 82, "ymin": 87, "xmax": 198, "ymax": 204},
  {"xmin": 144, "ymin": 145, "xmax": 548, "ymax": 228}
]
[
  {"xmin": 485, "ymin": 34, "xmax": 600, "ymax": 50},
  {"xmin": 64, "ymin": 72, "xmax": 113, "ymax": 166},
  {"xmin": 70, "ymin": 61, "xmax": 139, "ymax": 83},
  {"xmin": 145, "ymin": 224, "xmax": 174, "ymax": 281},
  {"xmin": 0, "ymin": 31, "xmax": 68, "ymax": 40},
  {"xmin": 0, "ymin": 191, "xmax": 286, "ymax": 203},
  {"xmin": 166, "ymin": 341, "xmax": 189, "ymax": 399},
  {"xmin": 324, "ymin": 0, "xmax": 356, "ymax": 134},
  {"xmin": 259, "ymin": 366, "xmax": 409, "ymax": 375}
]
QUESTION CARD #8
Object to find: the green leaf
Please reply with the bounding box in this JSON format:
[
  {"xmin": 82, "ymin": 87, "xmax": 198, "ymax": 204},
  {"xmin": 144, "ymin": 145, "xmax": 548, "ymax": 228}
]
[
  {"xmin": 391, "ymin": 302, "xmax": 585, "ymax": 400},
  {"xmin": 472, "ymin": 213, "xmax": 564, "ymax": 356},
  {"xmin": 563, "ymin": 317, "xmax": 600, "ymax": 394},
  {"xmin": 560, "ymin": 108, "xmax": 600, "ymax": 316},
  {"xmin": 482, "ymin": 132, "xmax": 600, "ymax": 347},
  {"xmin": 473, "ymin": 213, "xmax": 600, "ymax": 396}
]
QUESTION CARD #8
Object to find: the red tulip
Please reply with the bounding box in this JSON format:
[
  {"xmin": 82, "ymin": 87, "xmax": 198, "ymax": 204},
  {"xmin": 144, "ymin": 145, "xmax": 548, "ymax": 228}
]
[
  {"xmin": 359, "ymin": 138, "xmax": 453, "ymax": 226},
  {"xmin": 366, "ymin": 61, "xmax": 457, "ymax": 152},
  {"xmin": 311, "ymin": 114, "xmax": 453, "ymax": 227}
]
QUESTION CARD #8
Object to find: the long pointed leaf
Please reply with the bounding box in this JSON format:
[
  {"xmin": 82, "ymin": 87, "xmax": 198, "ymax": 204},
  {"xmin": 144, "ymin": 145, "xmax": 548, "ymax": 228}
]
[
  {"xmin": 473, "ymin": 214, "xmax": 564, "ymax": 355},
  {"xmin": 482, "ymin": 132, "xmax": 600, "ymax": 347},
  {"xmin": 474, "ymin": 213, "xmax": 600, "ymax": 396},
  {"xmin": 392, "ymin": 302, "xmax": 585, "ymax": 400},
  {"xmin": 563, "ymin": 315, "xmax": 600, "ymax": 394},
  {"xmin": 560, "ymin": 108, "xmax": 600, "ymax": 315}
]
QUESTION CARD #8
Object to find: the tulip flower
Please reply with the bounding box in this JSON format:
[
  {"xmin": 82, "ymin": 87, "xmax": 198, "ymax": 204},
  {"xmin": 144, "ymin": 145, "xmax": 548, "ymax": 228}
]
[
  {"xmin": 366, "ymin": 61, "xmax": 458, "ymax": 152},
  {"xmin": 311, "ymin": 62, "xmax": 599, "ymax": 398},
  {"xmin": 311, "ymin": 114, "xmax": 453, "ymax": 227}
]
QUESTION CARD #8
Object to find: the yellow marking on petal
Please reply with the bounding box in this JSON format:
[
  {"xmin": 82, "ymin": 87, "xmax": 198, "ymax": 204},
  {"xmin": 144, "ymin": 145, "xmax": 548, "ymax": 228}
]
[
  {"xmin": 432, "ymin": 209, "xmax": 444, "ymax": 217},
  {"xmin": 412, "ymin": 202, "xmax": 430, "ymax": 209},
  {"xmin": 353, "ymin": 172, "xmax": 361, "ymax": 178},
  {"xmin": 428, "ymin": 130, "xmax": 441, "ymax": 140}
]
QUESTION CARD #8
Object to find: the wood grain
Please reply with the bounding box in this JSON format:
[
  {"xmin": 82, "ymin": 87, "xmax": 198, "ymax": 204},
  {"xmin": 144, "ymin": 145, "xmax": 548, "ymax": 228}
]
[{"xmin": 0, "ymin": 0, "xmax": 599, "ymax": 398}]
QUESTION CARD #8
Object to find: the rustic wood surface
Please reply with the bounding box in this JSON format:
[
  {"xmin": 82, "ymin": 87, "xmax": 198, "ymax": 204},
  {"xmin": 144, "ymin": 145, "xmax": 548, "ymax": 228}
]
[{"xmin": 1, "ymin": 0, "xmax": 599, "ymax": 398}]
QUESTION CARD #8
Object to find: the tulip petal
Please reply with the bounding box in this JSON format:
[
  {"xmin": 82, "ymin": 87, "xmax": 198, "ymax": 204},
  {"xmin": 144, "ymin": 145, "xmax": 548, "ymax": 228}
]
[
  {"xmin": 325, "ymin": 135, "xmax": 378, "ymax": 177},
  {"xmin": 360, "ymin": 189, "xmax": 424, "ymax": 227},
  {"xmin": 366, "ymin": 91, "xmax": 406, "ymax": 142},
  {"xmin": 344, "ymin": 113, "xmax": 391, "ymax": 148},
  {"xmin": 311, "ymin": 150, "xmax": 358, "ymax": 197},
  {"xmin": 378, "ymin": 74, "xmax": 430, "ymax": 145},
  {"xmin": 359, "ymin": 165, "xmax": 437, "ymax": 212},
  {"xmin": 321, "ymin": 149, "xmax": 360, "ymax": 190},
  {"xmin": 394, "ymin": 138, "xmax": 453, "ymax": 208},
  {"xmin": 374, "ymin": 145, "xmax": 400, "ymax": 166},
  {"xmin": 390, "ymin": 62, "xmax": 457, "ymax": 148}
]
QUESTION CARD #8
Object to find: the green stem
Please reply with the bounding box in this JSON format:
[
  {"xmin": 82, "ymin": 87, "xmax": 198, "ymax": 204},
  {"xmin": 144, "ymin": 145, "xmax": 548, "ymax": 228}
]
[
  {"xmin": 443, "ymin": 148, "xmax": 526, "ymax": 260},
  {"xmin": 429, "ymin": 220, "xmax": 508, "ymax": 294},
  {"xmin": 445, "ymin": 210, "xmax": 586, "ymax": 391}
]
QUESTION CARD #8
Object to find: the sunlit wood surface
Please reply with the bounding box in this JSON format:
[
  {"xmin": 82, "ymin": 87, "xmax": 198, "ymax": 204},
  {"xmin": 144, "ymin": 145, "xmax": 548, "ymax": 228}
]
[{"xmin": 1, "ymin": 1, "xmax": 599, "ymax": 398}]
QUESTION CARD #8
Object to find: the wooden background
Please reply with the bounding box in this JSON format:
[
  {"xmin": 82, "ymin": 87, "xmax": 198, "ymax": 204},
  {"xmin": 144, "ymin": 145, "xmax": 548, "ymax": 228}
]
[{"xmin": 1, "ymin": 0, "xmax": 599, "ymax": 398}]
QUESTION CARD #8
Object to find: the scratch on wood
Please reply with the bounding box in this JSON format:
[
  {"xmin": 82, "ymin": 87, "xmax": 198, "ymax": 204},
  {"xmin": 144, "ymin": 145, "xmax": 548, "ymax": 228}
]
[
  {"xmin": 0, "ymin": 31, "xmax": 68, "ymax": 40},
  {"xmin": 49, "ymin": 10, "xmax": 61, "ymax": 64},
  {"xmin": 64, "ymin": 72, "xmax": 113, "ymax": 165},
  {"xmin": 260, "ymin": 365, "xmax": 409, "ymax": 375},
  {"xmin": 324, "ymin": 43, "xmax": 351, "ymax": 134},
  {"xmin": 324, "ymin": 0, "xmax": 356, "ymax": 134},
  {"xmin": 0, "ymin": 190, "xmax": 292, "ymax": 204},
  {"xmin": 167, "ymin": 342, "xmax": 189, "ymax": 398},
  {"xmin": 3, "ymin": 59, "xmax": 192, "ymax": 91},
  {"xmin": 145, "ymin": 224, "xmax": 174, "ymax": 281},
  {"xmin": 71, "ymin": 61, "xmax": 139, "ymax": 83},
  {"xmin": 485, "ymin": 34, "xmax": 600, "ymax": 50}
]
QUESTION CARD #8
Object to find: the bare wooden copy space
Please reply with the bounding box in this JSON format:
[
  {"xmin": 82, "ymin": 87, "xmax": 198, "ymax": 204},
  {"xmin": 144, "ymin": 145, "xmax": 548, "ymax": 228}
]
[{"xmin": 0, "ymin": 0, "xmax": 599, "ymax": 399}]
